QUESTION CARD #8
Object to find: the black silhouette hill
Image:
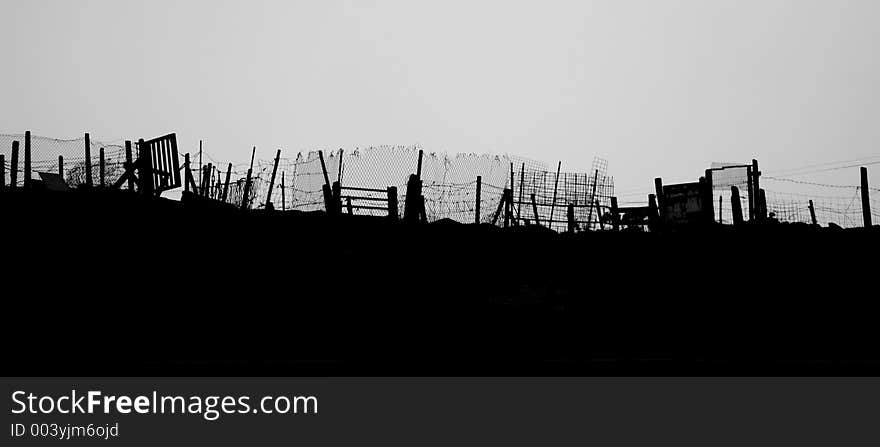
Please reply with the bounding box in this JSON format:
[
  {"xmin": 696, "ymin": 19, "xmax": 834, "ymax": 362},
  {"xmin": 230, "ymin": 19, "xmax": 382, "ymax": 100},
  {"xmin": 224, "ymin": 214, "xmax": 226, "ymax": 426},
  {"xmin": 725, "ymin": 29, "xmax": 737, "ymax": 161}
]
[{"xmin": 2, "ymin": 187, "xmax": 878, "ymax": 376}]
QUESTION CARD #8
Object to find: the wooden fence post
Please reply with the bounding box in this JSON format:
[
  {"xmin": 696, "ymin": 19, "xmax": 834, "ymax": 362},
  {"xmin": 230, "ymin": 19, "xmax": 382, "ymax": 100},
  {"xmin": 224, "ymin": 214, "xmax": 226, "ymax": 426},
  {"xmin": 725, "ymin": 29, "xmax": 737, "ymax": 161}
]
[
  {"xmin": 11, "ymin": 140, "xmax": 19, "ymax": 189},
  {"xmin": 503, "ymin": 188, "xmax": 511, "ymax": 228},
  {"xmin": 24, "ymin": 131, "xmax": 31, "ymax": 189},
  {"xmin": 125, "ymin": 141, "xmax": 134, "ymax": 191},
  {"xmin": 861, "ymin": 167, "xmax": 872, "ymax": 227},
  {"xmin": 416, "ymin": 149, "xmax": 423, "ymax": 180},
  {"xmin": 595, "ymin": 199, "xmax": 604, "ymax": 230},
  {"xmin": 730, "ymin": 186, "xmax": 743, "ymax": 226},
  {"xmin": 99, "ymin": 147, "xmax": 106, "ymax": 187},
  {"xmin": 610, "ymin": 196, "xmax": 620, "ymax": 231},
  {"xmin": 704, "ymin": 169, "xmax": 715, "ymax": 224},
  {"xmin": 718, "ymin": 195, "xmax": 723, "ymax": 224},
  {"xmin": 58, "ymin": 155, "xmax": 64, "ymax": 180},
  {"xmin": 648, "ymin": 194, "xmax": 660, "ymax": 232},
  {"xmin": 751, "ymin": 159, "xmax": 761, "ymax": 221},
  {"xmin": 549, "ymin": 161, "xmax": 561, "ymax": 227},
  {"xmin": 222, "ymin": 163, "xmax": 232, "ymax": 203},
  {"xmin": 531, "ymin": 193, "xmax": 540, "ymax": 227},
  {"xmin": 808, "ymin": 199, "xmax": 817, "ymax": 226},
  {"xmin": 746, "ymin": 166, "xmax": 754, "ymax": 221},
  {"xmin": 332, "ymin": 181, "xmax": 342, "ymax": 215},
  {"xmin": 518, "ymin": 163, "xmax": 525, "ymax": 219},
  {"xmin": 758, "ymin": 188, "xmax": 768, "ymax": 221},
  {"xmin": 567, "ymin": 203, "xmax": 575, "ymax": 233},
  {"xmin": 85, "ymin": 133, "xmax": 92, "ymax": 187},
  {"xmin": 266, "ymin": 149, "xmax": 281, "ymax": 209},
  {"xmin": 586, "ymin": 169, "xmax": 599, "ymax": 229},
  {"xmin": 475, "ymin": 176, "xmax": 481, "ymax": 224},
  {"xmin": 387, "ymin": 186, "xmax": 398, "ymax": 220},
  {"xmin": 492, "ymin": 189, "xmax": 507, "ymax": 226},
  {"xmin": 138, "ymin": 139, "xmax": 152, "ymax": 196},
  {"xmin": 241, "ymin": 147, "xmax": 255, "ymax": 210}
]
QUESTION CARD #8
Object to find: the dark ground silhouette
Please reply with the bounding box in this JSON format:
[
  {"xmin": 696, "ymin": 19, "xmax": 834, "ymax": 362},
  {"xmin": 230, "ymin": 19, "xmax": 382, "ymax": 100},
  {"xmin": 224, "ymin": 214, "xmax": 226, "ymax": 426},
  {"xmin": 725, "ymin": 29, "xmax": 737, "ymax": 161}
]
[{"xmin": 2, "ymin": 188, "xmax": 877, "ymax": 376}]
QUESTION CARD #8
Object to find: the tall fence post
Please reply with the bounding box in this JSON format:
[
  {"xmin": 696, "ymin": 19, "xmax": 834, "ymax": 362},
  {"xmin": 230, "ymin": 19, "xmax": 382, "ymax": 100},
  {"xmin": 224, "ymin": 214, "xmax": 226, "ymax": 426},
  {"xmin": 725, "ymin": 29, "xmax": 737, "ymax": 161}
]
[
  {"xmin": 99, "ymin": 147, "xmax": 106, "ymax": 187},
  {"xmin": 242, "ymin": 147, "xmax": 255, "ymax": 210},
  {"xmin": 751, "ymin": 159, "xmax": 761, "ymax": 221},
  {"xmin": 704, "ymin": 169, "xmax": 714, "ymax": 224},
  {"xmin": 266, "ymin": 149, "xmax": 281, "ymax": 210},
  {"xmin": 85, "ymin": 133, "xmax": 92, "ymax": 187},
  {"xmin": 388, "ymin": 186, "xmax": 398, "ymax": 220},
  {"xmin": 58, "ymin": 155, "xmax": 64, "ymax": 180},
  {"xmin": 548, "ymin": 161, "xmax": 561, "ymax": 228},
  {"xmin": 125, "ymin": 141, "xmax": 134, "ymax": 191},
  {"xmin": 11, "ymin": 140, "xmax": 19, "ymax": 189},
  {"xmin": 0, "ymin": 154, "xmax": 5, "ymax": 190},
  {"xmin": 518, "ymin": 163, "xmax": 525, "ymax": 219},
  {"xmin": 416, "ymin": 149, "xmax": 423, "ymax": 180},
  {"xmin": 24, "ymin": 131, "xmax": 31, "ymax": 189},
  {"xmin": 531, "ymin": 193, "xmax": 540, "ymax": 227},
  {"xmin": 586, "ymin": 169, "xmax": 599, "ymax": 230},
  {"xmin": 758, "ymin": 188, "xmax": 768, "ymax": 221},
  {"xmin": 648, "ymin": 194, "xmax": 660, "ymax": 232},
  {"xmin": 861, "ymin": 167, "xmax": 872, "ymax": 228},
  {"xmin": 567, "ymin": 203, "xmax": 575, "ymax": 233},
  {"xmin": 475, "ymin": 176, "xmax": 482, "ymax": 224},
  {"xmin": 281, "ymin": 172, "xmax": 286, "ymax": 211},
  {"xmin": 222, "ymin": 163, "xmax": 232, "ymax": 203},
  {"xmin": 595, "ymin": 199, "xmax": 604, "ymax": 230},
  {"xmin": 730, "ymin": 186, "xmax": 744, "ymax": 226},
  {"xmin": 610, "ymin": 197, "xmax": 620, "ymax": 231},
  {"xmin": 808, "ymin": 199, "xmax": 817, "ymax": 226},
  {"xmin": 746, "ymin": 166, "xmax": 754, "ymax": 221},
  {"xmin": 138, "ymin": 139, "xmax": 152, "ymax": 196},
  {"xmin": 718, "ymin": 195, "xmax": 723, "ymax": 224}
]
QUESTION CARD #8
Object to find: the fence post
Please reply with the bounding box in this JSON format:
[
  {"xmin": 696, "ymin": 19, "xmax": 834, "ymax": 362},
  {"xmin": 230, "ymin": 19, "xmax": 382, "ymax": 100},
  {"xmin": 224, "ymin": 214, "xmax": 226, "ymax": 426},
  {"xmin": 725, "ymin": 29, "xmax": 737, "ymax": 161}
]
[
  {"xmin": 222, "ymin": 163, "xmax": 232, "ymax": 203},
  {"xmin": 595, "ymin": 199, "xmax": 604, "ymax": 230},
  {"xmin": 416, "ymin": 149, "xmax": 423, "ymax": 180},
  {"xmin": 266, "ymin": 149, "xmax": 281, "ymax": 209},
  {"xmin": 730, "ymin": 186, "xmax": 744, "ymax": 226},
  {"xmin": 0, "ymin": 154, "xmax": 5, "ymax": 190},
  {"xmin": 99, "ymin": 147, "xmax": 105, "ymax": 187},
  {"xmin": 704, "ymin": 169, "xmax": 715, "ymax": 224},
  {"xmin": 531, "ymin": 193, "xmax": 540, "ymax": 227},
  {"xmin": 610, "ymin": 196, "xmax": 620, "ymax": 231},
  {"xmin": 751, "ymin": 159, "xmax": 761, "ymax": 221},
  {"xmin": 24, "ymin": 131, "xmax": 31, "ymax": 189},
  {"xmin": 654, "ymin": 177, "xmax": 664, "ymax": 210},
  {"xmin": 502, "ymin": 189, "xmax": 511, "ymax": 228},
  {"xmin": 183, "ymin": 153, "xmax": 192, "ymax": 193},
  {"xmin": 58, "ymin": 155, "xmax": 64, "ymax": 180},
  {"xmin": 138, "ymin": 139, "xmax": 152, "ymax": 196},
  {"xmin": 758, "ymin": 188, "xmax": 768, "ymax": 221},
  {"xmin": 387, "ymin": 186, "xmax": 398, "ymax": 220},
  {"xmin": 475, "ymin": 176, "xmax": 481, "ymax": 224},
  {"xmin": 492, "ymin": 189, "xmax": 507, "ymax": 226},
  {"xmin": 567, "ymin": 203, "xmax": 575, "ymax": 233},
  {"xmin": 85, "ymin": 133, "xmax": 92, "ymax": 187},
  {"xmin": 718, "ymin": 195, "xmax": 723, "ymax": 224},
  {"xmin": 332, "ymin": 181, "xmax": 342, "ymax": 215},
  {"xmin": 346, "ymin": 197, "xmax": 353, "ymax": 215},
  {"xmin": 586, "ymin": 169, "xmax": 599, "ymax": 229},
  {"xmin": 11, "ymin": 140, "xmax": 19, "ymax": 189},
  {"xmin": 518, "ymin": 163, "xmax": 525, "ymax": 219},
  {"xmin": 549, "ymin": 161, "xmax": 561, "ymax": 227},
  {"xmin": 242, "ymin": 147, "xmax": 255, "ymax": 210},
  {"xmin": 125, "ymin": 141, "xmax": 134, "ymax": 191},
  {"xmin": 808, "ymin": 199, "xmax": 817, "ymax": 226},
  {"xmin": 861, "ymin": 167, "xmax": 872, "ymax": 228},
  {"xmin": 648, "ymin": 194, "xmax": 660, "ymax": 232}
]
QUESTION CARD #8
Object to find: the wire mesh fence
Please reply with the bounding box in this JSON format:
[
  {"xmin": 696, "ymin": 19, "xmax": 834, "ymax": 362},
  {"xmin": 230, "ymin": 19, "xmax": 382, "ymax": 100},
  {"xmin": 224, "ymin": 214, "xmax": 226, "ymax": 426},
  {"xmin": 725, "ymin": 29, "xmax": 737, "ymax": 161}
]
[{"xmin": 4, "ymin": 132, "xmax": 876, "ymax": 229}]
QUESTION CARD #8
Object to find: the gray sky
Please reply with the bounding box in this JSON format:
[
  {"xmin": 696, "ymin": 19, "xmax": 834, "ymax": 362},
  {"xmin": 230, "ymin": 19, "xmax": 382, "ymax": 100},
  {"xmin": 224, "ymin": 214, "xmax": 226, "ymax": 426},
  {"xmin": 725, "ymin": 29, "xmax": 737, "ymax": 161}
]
[{"xmin": 3, "ymin": 0, "xmax": 879, "ymax": 196}]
